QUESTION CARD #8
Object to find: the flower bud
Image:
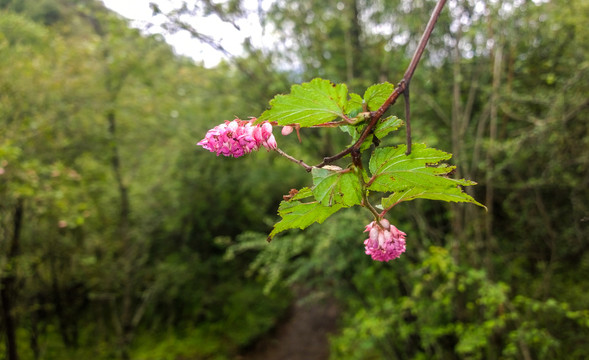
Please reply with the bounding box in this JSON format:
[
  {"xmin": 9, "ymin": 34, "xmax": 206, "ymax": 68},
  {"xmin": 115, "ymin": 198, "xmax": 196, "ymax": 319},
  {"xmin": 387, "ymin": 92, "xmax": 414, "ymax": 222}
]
[
  {"xmin": 369, "ymin": 226, "xmax": 379, "ymax": 242},
  {"xmin": 227, "ymin": 120, "xmax": 239, "ymax": 132},
  {"xmin": 261, "ymin": 122, "xmax": 273, "ymax": 136},
  {"xmin": 380, "ymin": 218, "xmax": 390, "ymax": 229},
  {"xmin": 263, "ymin": 134, "xmax": 278, "ymax": 150}
]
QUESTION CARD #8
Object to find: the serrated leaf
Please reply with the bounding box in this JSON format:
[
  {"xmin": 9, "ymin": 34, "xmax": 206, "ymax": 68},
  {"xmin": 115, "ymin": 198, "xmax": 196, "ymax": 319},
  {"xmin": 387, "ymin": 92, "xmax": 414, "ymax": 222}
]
[
  {"xmin": 290, "ymin": 187, "xmax": 313, "ymax": 201},
  {"xmin": 368, "ymin": 144, "xmax": 474, "ymax": 192},
  {"xmin": 364, "ymin": 82, "xmax": 394, "ymax": 111},
  {"xmin": 346, "ymin": 92, "xmax": 364, "ymax": 117},
  {"xmin": 268, "ymin": 195, "xmax": 344, "ymax": 241},
  {"xmin": 356, "ymin": 116, "xmax": 405, "ymax": 152},
  {"xmin": 339, "ymin": 124, "xmax": 357, "ymax": 139},
  {"xmin": 374, "ymin": 116, "xmax": 403, "ymax": 139},
  {"xmin": 311, "ymin": 168, "xmax": 363, "ymax": 207},
  {"xmin": 382, "ymin": 186, "xmax": 486, "ymax": 209},
  {"xmin": 339, "ymin": 116, "xmax": 405, "ymax": 155},
  {"xmin": 258, "ymin": 78, "xmax": 349, "ymax": 127}
]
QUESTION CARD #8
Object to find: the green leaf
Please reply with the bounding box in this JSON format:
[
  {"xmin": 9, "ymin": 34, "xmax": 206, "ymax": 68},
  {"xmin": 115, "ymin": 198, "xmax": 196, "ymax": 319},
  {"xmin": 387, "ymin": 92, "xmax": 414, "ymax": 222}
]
[
  {"xmin": 312, "ymin": 167, "xmax": 363, "ymax": 207},
  {"xmin": 346, "ymin": 92, "xmax": 364, "ymax": 117},
  {"xmin": 381, "ymin": 186, "xmax": 486, "ymax": 209},
  {"xmin": 339, "ymin": 124, "xmax": 357, "ymax": 139},
  {"xmin": 340, "ymin": 116, "xmax": 404, "ymax": 152},
  {"xmin": 368, "ymin": 144, "xmax": 475, "ymax": 192},
  {"xmin": 268, "ymin": 187, "xmax": 343, "ymax": 241},
  {"xmin": 358, "ymin": 116, "xmax": 405, "ymax": 152},
  {"xmin": 258, "ymin": 78, "xmax": 349, "ymax": 127},
  {"xmin": 364, "ymin": 82, "xmax": 394, "ymax": 111},
  {"xmin": 373, "ymin": 116, "xmax": 403, "ymax": 139},
  {"xmin": 290, "ymin": 186, "xmax": 314, "ymax": 201},
  {"xmin": 368, "ymin": 144, "xmax": 484, "ymax": 208}
]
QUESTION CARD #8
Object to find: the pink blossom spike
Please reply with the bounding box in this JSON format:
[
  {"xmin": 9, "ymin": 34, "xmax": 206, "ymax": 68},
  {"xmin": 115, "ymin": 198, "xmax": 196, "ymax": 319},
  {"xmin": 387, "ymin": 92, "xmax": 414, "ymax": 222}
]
[{"xmin": 197, "ymin": 119, "xmax": 277, "ymax": 158}]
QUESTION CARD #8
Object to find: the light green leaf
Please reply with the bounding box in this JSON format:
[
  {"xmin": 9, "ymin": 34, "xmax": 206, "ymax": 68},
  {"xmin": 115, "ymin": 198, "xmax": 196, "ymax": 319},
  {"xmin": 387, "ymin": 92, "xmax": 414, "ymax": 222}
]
[
  {"xmin": 373, "ymin": 116, "xmax": 403, "ymax": 139},
  {"xmin": 364, "ymin": 82, "xmax": 394, "ymax": 111},
  {"xmin": 340, "ymin": 116, "xmax": 404, "ymax": 152},
  {"xmin": 258, "ymin": 78, "xmax": 349, "ymax": 127},
  {"xmin": 368, "ymin": 144, "xmax": 475, "ymax": 192},
  {"xmin": 359, "ymin": 116, "xmax": 405, "ymax": 151},
  {"xmin": 268, "ymin": 188, "xmax": 343, "ymax": 241},
  {"xmin": 312, "ymin": 168, "xmax": 363, "ymax": 207},
  {"xmin": 346, "ymin": 92, "xmax": 364, "ymax": 117},
  {"xmin": 382, "ymin": 186, "xmax": 486, "ymax": 209},
  {"xmin": 290, "ymin": 186, "xmax": 314, "ymax": 200}
]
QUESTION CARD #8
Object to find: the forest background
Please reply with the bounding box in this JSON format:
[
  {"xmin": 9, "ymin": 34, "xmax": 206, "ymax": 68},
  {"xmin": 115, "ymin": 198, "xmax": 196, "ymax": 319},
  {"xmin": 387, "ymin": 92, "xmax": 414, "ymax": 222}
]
[{"xmin": 1, "ymin": 0, "xmax": 588, "ymax": 359}]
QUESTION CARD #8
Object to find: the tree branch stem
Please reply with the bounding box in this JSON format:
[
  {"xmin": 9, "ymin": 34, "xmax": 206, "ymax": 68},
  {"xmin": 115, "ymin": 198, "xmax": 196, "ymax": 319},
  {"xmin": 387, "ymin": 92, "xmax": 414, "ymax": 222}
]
[{"xmin": 315, "ymin": 0, "xmax": 447, "ymax": 166}]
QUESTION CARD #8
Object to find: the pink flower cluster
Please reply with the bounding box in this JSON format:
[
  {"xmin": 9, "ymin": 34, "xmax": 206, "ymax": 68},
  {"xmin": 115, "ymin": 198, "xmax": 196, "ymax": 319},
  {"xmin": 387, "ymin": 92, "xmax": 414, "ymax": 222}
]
[
  {"xmin": 364, "ymin": 219, "xmax": 406, "ymax": 262},
  {"xmin": 197, "ymin": 118, "xmax": 277, "ymax": 158}
]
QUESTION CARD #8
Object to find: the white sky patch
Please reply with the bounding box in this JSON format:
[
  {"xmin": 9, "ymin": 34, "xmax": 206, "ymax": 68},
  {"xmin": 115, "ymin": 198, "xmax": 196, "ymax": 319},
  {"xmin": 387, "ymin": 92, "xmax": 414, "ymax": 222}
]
[{"xmin": 101, "ymin": 0, "xmax": 273, "ymax": 67}]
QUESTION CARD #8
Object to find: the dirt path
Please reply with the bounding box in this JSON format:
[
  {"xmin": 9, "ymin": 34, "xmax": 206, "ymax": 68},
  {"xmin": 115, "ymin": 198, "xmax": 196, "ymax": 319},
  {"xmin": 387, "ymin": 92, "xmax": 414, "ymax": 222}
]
[{"xmin": 239, "ymin": 294, "xmax": 339, "ymax": 360}]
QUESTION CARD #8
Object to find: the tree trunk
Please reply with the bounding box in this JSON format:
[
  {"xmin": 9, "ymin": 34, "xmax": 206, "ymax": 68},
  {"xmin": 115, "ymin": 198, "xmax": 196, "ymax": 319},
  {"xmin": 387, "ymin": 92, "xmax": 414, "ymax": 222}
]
[
  {"xmin": 1, "ymin": 198, "xmax": 24, "ymax": 360},
  {"xmin": 29, "ymin": 302, "xmax": 40, "ymax": 360},
  {"xmin": 485, "ymin": 44, "xmax": 503, "ymax": 271},
  {"xmin": 344, "ymin": 0, "xmax": 362, "ymax": 83},
  {"xmin": 450, "ymin": 26, "xmax": 464, "ymax": 260},
  {"xmin": 50, "ymin": 254, "xmax": 75, "ymax": 347},
  {"xmin": 107, "ymin": 107, "xmax": 135, "ymax": 359}
]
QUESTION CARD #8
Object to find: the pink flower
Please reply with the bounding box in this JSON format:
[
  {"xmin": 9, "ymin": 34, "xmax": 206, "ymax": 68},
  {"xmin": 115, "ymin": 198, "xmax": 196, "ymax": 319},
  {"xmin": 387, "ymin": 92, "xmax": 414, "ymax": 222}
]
[
  {"xmin": 363, "ymin": 220, "xmax": 406, "ymax": 262},
  {"xmin": 197, "ymin": 118, "xmax": 277, "ymax": 157}
]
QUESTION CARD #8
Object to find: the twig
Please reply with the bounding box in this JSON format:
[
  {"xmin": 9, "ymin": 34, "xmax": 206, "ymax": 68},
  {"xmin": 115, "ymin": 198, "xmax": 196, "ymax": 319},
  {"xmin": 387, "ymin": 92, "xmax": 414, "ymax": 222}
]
[{"xmin": 274, "ymin": 148, "xmax": 313, "ymax": 172}]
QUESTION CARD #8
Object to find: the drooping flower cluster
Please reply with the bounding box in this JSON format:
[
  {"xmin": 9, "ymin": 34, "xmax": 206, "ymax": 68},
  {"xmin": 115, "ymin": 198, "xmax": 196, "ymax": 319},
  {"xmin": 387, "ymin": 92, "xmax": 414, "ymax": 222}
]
[
  {"xmin": 364, "ymin": 219, "xmax": 406, "ymax": 262},
  {"xmin": 197, "ymin": 118, "xmax": 277, "ymax": 158}
]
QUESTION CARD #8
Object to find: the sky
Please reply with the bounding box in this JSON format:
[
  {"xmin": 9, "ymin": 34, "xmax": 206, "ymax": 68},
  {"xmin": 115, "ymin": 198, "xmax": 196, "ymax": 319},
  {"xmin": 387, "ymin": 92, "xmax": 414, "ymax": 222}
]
[{"xmin": 100, "ymin": 0, "xmax": 271, "ymax": 67}]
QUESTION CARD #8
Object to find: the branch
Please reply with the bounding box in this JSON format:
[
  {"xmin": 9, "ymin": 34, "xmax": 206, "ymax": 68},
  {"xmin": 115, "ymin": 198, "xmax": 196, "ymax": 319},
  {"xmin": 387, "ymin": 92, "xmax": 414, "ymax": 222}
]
[
  {"xmin": 402, "ymin": 0, "xmax": 448, "ymax": 83},
  {"xmin": 315, "ymin": 0, "xmax": 447, "ymax": 166}
]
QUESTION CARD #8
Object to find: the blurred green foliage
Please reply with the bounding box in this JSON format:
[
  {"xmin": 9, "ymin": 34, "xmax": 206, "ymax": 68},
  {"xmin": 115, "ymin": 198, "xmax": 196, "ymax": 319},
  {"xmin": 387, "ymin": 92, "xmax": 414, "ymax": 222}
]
[{"xmin": 1, "ymin": 0, "xmax": 588, "ymax": 359}]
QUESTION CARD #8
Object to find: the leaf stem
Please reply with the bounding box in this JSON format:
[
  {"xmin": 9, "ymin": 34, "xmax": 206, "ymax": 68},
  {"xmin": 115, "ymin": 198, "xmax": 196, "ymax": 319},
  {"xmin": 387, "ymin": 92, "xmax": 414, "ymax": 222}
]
[
  {"xmin": 350, "ymin": 150, "xmax": 381, "ymax": 219},
  {"xmin": 363, "ymin": 195, "xmax": 381, "ymax": 219},
  {"xmin": 404, "ymin": 81, "xmax": 412, "ymax": 154},
  {"xmin": 358, "ymin": 173, "xmax": 381, "ymax": 219},
  {"xmin": 310, "ymin": 121, "xmax": 347, "ymax": 128}
]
